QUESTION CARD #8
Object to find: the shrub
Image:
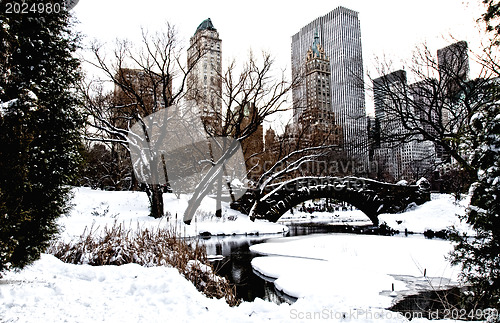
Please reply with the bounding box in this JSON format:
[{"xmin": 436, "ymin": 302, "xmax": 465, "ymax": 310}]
[{"xmin": 47, "ymin": 223, "xmax": 239, "ymax": 306}]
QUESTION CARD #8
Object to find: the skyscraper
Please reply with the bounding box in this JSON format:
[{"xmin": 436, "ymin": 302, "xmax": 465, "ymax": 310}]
[
  {"xmin": 187, "ymin": 18, "xmax": 222, "ymax": 131},
  {"xmin": 292, "ymin": 6, "xmax": 367, "ymax": 160},
  {"xmin": 373, "ymin": 70, "xmax": 407, "ymax": 138},
  {"xmin": 437, "ymin": 41, "xmax": 469, "ymax": 98},
  {"xmin": 302, "ymin": 30, "xmax": 333, "ymax": 128},
  {"xmin": 299, "ymin": 30, "xmax": 342, "ymax": 148},
  {"xmin": 437, "ymin": 41, "xmax": 469, "ymax": 144},
  {"xmin": 373, "ymin": 70, "xmax": 435, "ymax": 181}
]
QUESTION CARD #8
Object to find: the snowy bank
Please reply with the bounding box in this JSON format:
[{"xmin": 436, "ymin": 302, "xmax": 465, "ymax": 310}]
[
  {"xmin": 58, "ymin": 187, "xmax": 287, "ymax": 241},
  {"xmin": 379, "ymin": 193, "xmax": 473, "ymax": 234},
  {"xmin": 0, "ymin": 254, "xmax": 293, "ymax": 322},
  {"xmin": 1, "ymin": 253, "xmax": 421, "ymax": 322}
]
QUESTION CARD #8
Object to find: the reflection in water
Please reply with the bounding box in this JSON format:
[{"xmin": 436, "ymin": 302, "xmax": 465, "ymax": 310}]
[{"xmin": 194, "ymin": 234, "xmax": 291, "ymax": 303}]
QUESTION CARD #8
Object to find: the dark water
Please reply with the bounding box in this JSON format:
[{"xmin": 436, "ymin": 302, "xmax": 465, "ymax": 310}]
[
  {"xmin": 389, "ymin": 287, "xmax": 463, "ymax": 320},
  {"xmin": 198, "ymin": 234, "xmax": 290, "ymax": 304}
]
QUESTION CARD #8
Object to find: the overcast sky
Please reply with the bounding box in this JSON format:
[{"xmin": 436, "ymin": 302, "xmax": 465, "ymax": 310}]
[{"xmin": 73, "ymin": 0, "xmax": 487, "ymax": 118}]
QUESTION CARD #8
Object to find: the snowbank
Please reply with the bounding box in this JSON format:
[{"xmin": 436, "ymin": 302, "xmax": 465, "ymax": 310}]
[
  {"xmin": 1, "ymin": 253, "xmax": 417, "ymax": 322},
  {"xmin": 0, "ymin": 254, "xmax": 296, "ymax": 322},
  {"xmin": 379, "ymin": 194, "xmax": 473, "ymax": 234}
]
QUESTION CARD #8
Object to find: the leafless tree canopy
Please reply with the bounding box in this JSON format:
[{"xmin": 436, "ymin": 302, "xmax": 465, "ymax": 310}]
[
  {"xmin": 369, "ymin": 42, "xmax": 499, "ymax": 176},
  {"xmin": 80, "ymin": 23, "xmax": 300, "ymax": 220},
  {"xmin": 181, "ymin": 52, "xmax": 299, "ymax": 223},
  {"xmin": 81, "ymin": 23, "xmax": 205, "ymax": 218}
]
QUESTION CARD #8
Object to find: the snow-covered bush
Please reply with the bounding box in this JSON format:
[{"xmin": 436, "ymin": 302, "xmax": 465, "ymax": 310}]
[{"xmin": 47, "ymin": 223, "xmax": 239, "ymax": 306}]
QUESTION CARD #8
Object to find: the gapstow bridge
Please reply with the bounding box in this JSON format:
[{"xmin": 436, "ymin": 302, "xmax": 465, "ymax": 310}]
[{"xmin": 231, "ymin": 176, "xmax": 431, "ymax": 226}]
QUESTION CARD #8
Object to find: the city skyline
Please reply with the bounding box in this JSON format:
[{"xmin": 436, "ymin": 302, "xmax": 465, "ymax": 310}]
[{"xmin": 74, "ymin": 0, "xmax": 486, "ymax": 119}]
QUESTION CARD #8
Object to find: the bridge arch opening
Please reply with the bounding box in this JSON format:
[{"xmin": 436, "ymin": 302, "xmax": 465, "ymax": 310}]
[
  {"xmin": 257, "ymin": 189, "xmax": 380, "ymax": 225},
  {"xmin": 278, "ymin": 198, "xmax": 374, "ymax": 225}
]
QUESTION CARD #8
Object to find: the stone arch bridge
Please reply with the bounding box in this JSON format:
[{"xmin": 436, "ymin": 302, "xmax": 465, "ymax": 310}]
[{"xmin": 231, "ymin": 176, "xmax": 430, "ymax": 226}]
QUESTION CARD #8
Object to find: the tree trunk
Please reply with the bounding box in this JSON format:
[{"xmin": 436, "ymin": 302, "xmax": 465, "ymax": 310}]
[
  {"xmin": 215, "ymin": 172, "xmax": 222, "ymax": 218},
  {"xmin": 148, "ymin": 184, "xmax": 164, "ymax": 218},
  {"xmin": 223, "ymin": 164, "xmax": 236, "ymax": 203}
]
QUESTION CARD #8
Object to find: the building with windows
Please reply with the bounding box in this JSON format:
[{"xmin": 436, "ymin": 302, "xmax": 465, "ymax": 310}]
[
  {"xmin": 186, "ymin": 18, "xmax": 222, "ymax": 131},
  {"xmin": 438, "ymin": 41, "xmax": 469, "ymax": 99},
  {"xmin": 291, "ymin": 6, "xmax": 367, "ymax": 160},
  {"xmin": 372, "ymin": 70, "xmax": 435, "ymax": 181},
  {"xmin": 409, "ymin": 78, "xmax": 450, "ymax": 164},
  {"xmin": 299, "ymin": 30, "xmax": 342, "ymax": 148},
  {"xmin": 262, "ymin": 32, "xmax": 344, "ymax": 178}
]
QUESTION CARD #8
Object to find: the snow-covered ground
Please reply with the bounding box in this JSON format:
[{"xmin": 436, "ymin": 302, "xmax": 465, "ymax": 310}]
[
  {"xmin": 1, "ymin": 252, "xmax": 429, "ymax": 323},
  {"xmin": 379, "ymin": 193, "xmax": 473, "ymax": 234},
  {"xmin": 58, "ymin": 187, "xmax": 287, "ymax": 242},
  {"xmin": 0, "ymin": 188, "xmax": 474, "ymax": 322}
]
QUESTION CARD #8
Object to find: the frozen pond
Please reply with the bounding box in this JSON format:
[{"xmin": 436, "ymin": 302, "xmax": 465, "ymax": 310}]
[
  {"xmin": 197, "ymin": 226, "xmax": 461, "ymax": 312},
  {"xmin": 197, "ymin": 234, "xmax": 289, "ymax": 303},
  {"xmin": 197, "ymin": 224, "xmax": 371, "ymax": 303}
]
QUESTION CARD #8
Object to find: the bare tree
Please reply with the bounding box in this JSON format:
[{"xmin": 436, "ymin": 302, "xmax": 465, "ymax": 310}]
[
  {"xmin": 82, "ymin": 23, "xmax": 204, "ymax": 218},
  {"xmin": 181, "ymin": 52, "xmax": 297, "ymax": 223},
  {"xmin": 368, "ymin": 41, "xmax": 498, "ymax": 181}
]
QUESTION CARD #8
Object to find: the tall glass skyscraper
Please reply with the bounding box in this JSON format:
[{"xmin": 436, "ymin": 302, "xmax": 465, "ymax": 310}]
[{"xmin": 292, "ymin": 6, "xmax": 368, "ymax": 160}]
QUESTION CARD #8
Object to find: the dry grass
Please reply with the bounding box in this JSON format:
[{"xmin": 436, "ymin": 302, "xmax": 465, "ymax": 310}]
[{"xmin": 47, "ymin": 223, "xmax": 240, "ymax": 306}]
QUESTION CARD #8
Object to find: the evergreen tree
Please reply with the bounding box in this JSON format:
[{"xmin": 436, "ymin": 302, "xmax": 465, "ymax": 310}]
[
  {"xmin": 450, "ymin": 86, "xmax": 500, "ymax": 309},
  {"xmin": 448, "ymin": 0, "xmax": 500, "ymax": 310},
  {"xmin": 0, "ymin": 2, "xmax": 83, "ymax": 273}
]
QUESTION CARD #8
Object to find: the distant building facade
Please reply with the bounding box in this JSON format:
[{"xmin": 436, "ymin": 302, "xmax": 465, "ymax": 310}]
[
  {"xmin": 437, "ymin": 41, "xmax": 469, "ymax": 99},
  {"xmin": 187, "ymin": 18, "xmax": 222, "ymax": 131},
  {"xmin": 262, "ymin": 32, "xmax": 344, "ymax": 178},
  {"xmin": 299, "ymin": 30, "xmax": 342, "ymax": 148},
  {"xmin": 292, "ymin": 6, "xmax": 367, "ymax": 160},
  {"xmin": 372, "ymin": 70, "xmax": 434, "ymax": 181},
  {"xmin": 408, "ymin": 41, "xmax": 470, "ymax": 165},
  {"xmin": 186, "ymin": 19, "xmax": 267, "ymax": 182}
]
